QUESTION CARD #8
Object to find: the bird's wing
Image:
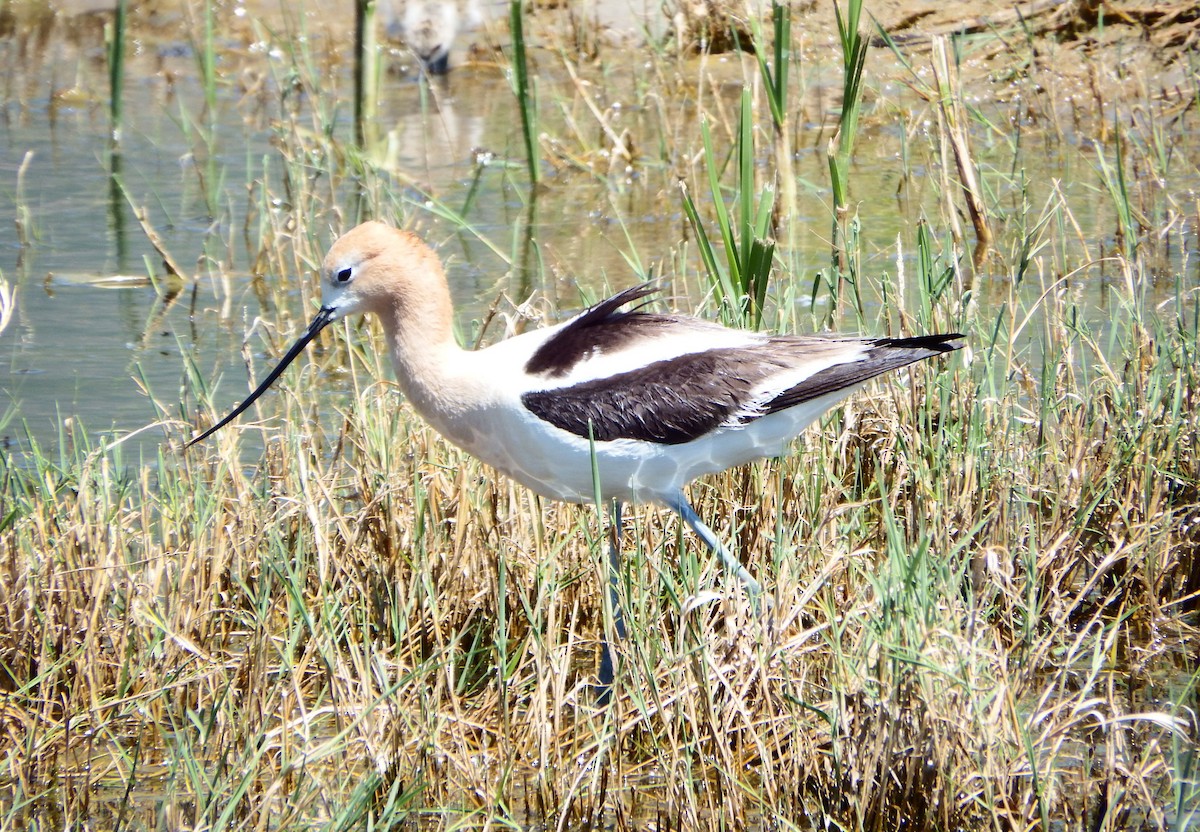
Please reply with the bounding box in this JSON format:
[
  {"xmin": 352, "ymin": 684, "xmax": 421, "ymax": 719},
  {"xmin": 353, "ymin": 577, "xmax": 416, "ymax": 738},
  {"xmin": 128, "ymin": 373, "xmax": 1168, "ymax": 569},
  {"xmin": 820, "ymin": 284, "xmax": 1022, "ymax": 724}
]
[
  {"xmin": 522, "ymin": 332, "xmax": 962, "ymax": 446},
  {"xmin": 524, "ymin": 284, "xmax": 661, "ymax": 378},
  {"xmin": 523, "ymin": 346, "xmax": 783, "ymax": 444}
]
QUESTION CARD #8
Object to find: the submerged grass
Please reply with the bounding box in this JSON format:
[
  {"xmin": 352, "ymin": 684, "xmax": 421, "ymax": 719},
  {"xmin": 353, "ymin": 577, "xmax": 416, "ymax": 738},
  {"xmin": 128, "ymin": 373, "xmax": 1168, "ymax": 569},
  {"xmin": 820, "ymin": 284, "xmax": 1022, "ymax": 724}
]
[{"xmin": 1, "ymin": 1, "xmax": 1199, "ymax": 829}]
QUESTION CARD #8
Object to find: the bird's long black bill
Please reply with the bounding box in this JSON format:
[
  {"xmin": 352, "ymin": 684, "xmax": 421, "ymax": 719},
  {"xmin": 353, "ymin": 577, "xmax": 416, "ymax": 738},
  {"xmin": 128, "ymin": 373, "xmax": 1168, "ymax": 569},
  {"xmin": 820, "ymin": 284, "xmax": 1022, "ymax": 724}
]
[{"xmin": 186, "ymin": 307, "xmax": 337, "ymax": 448}]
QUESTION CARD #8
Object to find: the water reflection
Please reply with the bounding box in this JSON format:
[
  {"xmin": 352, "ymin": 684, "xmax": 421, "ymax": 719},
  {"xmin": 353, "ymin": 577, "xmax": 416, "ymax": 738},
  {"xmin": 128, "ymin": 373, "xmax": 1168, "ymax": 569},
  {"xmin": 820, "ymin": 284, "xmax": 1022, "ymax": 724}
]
[{"xmin": 377, "ymin": 0, "xmax": 488, "ymax": 75}]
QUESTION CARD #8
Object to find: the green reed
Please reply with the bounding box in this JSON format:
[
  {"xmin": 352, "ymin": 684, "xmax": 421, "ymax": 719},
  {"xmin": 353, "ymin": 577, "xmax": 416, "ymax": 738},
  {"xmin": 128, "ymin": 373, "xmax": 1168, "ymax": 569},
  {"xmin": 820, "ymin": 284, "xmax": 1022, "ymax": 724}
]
[
  {"xmin": 1094, "ymin": 127, "xmax": 1139, "ymax": 264},
  {"xmin": 106, "ymin": 0, "xmax": 127, "ymax": 143},
  {"xmin": 680, "ymin": 89, "xmax": 775, "ymax": 329},
  {"xmin": 752, "ymin": 1, "xmax": 791, "ymax": 135},
  {"xmin": 353, "ymin": 0, "xmax": 378, "ymax": 146},
  {"xmin": 828, "ymin": 0, "xmax": 867, "ymax": 270},
  {"xmin": 509, "ymin": 0, "xmax": 540, "ymax": 185},
  {"xmin": 199, "ymin": 0, "xmax": 217, "ymax": 123}
]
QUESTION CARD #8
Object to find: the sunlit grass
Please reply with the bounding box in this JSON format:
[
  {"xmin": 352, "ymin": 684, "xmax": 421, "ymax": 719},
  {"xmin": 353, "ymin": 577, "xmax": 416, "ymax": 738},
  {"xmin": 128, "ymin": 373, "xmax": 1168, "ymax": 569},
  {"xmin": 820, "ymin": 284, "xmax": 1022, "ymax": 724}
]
[
  {"xmin": 0, "ymin": 0, "xmax": 1198, "ymax": 829},
  {"xmin": 680, "ymin": 88, "xmax": 775, "ymax": 329}
]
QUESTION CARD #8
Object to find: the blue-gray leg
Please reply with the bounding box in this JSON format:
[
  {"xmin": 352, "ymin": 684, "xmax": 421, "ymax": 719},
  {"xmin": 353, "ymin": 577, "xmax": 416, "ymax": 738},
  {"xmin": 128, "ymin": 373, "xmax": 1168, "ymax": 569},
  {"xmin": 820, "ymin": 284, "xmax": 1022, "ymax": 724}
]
[
  {"xmin": 423, "ymin": 51, "xmax": 450, "ymax": 76},
  {"xmin": 598, "ymin": 500, "xmax": 626, "ymax": 694},
  {"xmin": 667, "ymin": 492, "xmax": 764, "ymax": 601},
  {"xmin": 598, "ymin": 493, "xmax": 762, "ymax": 699}
]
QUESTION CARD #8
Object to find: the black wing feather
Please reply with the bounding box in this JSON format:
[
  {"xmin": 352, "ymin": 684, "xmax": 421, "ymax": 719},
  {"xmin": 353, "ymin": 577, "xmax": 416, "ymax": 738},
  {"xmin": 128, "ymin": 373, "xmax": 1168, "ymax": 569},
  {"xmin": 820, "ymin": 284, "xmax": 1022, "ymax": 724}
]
[
  {"xmin": 524, "ymin": 284, "xmax": 660, "ymax": 378},
  {"xmin": 522, "ymin": 349, "xmax": 776, "ymax": 444},
  {"xmin": 522, "ymin": 333, "xmax": 963, "ymax": 446},
  {"xmin": 762, "ymin": 334, "xmax": 963, "ymax": 415}
]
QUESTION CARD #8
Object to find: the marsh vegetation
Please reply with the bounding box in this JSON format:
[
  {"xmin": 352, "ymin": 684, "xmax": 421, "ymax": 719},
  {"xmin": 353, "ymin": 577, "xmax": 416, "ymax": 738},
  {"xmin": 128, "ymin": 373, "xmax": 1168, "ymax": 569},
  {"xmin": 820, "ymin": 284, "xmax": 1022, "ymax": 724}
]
[{"xmin": 0, "ymin": 0, "xmax": 1197, "ymax": 828}]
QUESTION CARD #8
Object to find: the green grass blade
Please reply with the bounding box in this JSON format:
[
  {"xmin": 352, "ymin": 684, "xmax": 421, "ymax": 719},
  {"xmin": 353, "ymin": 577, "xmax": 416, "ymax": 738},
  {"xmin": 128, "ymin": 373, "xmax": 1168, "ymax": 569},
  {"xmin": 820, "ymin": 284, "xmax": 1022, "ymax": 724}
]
[{"xmin": 509, "ymin": 0, "xmax": 539, "ymax": 185}]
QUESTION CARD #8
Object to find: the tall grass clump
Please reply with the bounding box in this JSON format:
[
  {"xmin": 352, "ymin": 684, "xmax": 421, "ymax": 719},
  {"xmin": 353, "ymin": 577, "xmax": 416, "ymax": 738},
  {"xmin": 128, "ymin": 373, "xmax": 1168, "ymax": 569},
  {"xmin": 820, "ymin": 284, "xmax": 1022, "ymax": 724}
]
[
  {"xmin": 828, "ymin": 0, "xmax": 867, "ymax": 273},
  {"xmin": 1093, "ymin": 126, "xmax": 1139, "ymax": 265},
  {"xmin": 738, "ymin": 0, "xmax": 801, "ymax": 261},
  {"xmin": 162, "ymin": 0, "xmax": 227, "ymax": 220},
  {"xmin": 4, "ymin": 202, "xmax": 1194, "ymax": 827},
  {"xmin": 680, "ymin": 89, "xmax": 775, "ymax": 329},
  {"xmin": 752, "ymin": 1, "xmax": 790, "ymax": 138},
  {"xmin": 873, "ymin": 29, "xmax": 995, "ymax": 278}
]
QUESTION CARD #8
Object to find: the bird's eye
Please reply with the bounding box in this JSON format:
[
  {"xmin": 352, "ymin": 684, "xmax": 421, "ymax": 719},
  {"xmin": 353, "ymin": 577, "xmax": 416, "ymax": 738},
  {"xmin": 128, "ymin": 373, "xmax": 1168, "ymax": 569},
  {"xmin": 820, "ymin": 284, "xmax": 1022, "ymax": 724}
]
[{"xmin": 335, "ymin": 267, "xmax": 353, "ymax": 284}]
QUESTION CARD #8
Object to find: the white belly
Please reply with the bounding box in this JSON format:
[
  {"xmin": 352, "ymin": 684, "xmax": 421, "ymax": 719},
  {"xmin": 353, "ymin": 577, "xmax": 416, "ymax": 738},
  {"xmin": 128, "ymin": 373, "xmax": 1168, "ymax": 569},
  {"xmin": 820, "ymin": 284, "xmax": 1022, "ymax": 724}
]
[{"xmin": 436, "ymin": 385, "xmax": 865, "ymax": 506}]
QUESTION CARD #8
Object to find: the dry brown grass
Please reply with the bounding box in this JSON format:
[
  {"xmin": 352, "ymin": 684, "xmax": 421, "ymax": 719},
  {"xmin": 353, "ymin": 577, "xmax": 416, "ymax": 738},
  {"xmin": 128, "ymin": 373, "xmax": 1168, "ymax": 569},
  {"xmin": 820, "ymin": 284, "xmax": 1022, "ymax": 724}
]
[{"xmin": 2, "ymin": 265, "xmax": 1195, "ymax": 827}]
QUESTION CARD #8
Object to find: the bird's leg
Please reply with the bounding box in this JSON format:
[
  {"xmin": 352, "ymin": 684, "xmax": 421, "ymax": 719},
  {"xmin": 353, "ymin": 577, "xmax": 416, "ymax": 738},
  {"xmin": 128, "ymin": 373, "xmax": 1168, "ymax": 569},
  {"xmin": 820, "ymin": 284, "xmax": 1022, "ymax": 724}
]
[
  {"xmin": 668, "ymin": 492, "xmax": 764, "ymax": 604},
  {"xmin": 598, "ymin": 499, "xmax": 626, "ymax": 692},
  {"xmin": 608, "ymin": 499, "xmax": 628, "ymax": 642}
]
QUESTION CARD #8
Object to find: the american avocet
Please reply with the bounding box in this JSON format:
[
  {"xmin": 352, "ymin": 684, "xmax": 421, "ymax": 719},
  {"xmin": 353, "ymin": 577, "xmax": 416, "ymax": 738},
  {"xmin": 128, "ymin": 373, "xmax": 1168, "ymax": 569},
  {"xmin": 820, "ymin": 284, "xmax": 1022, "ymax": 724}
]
[
  {"xmin": 188, "ymin": 221, "xmax": 963, "ymax": 686},
  {"xmin": 378, "ymin": 0, "xmax": 484, "ymax": 75}
]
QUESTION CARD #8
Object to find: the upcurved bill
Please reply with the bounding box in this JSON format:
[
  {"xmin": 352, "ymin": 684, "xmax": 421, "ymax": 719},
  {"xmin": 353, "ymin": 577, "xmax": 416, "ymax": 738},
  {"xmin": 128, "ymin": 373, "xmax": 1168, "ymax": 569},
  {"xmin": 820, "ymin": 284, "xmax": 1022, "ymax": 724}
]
[{"xmin": 186, "ymin": 307, "xmax": 338, "ymax": 448}]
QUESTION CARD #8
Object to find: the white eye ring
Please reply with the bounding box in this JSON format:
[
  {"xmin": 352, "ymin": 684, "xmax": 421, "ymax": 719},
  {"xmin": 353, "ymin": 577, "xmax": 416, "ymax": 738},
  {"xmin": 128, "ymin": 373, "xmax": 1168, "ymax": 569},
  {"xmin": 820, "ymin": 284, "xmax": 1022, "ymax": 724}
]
[{"xmin": 335, "ymin": 267, "xmax": 353, "ymax": 284}]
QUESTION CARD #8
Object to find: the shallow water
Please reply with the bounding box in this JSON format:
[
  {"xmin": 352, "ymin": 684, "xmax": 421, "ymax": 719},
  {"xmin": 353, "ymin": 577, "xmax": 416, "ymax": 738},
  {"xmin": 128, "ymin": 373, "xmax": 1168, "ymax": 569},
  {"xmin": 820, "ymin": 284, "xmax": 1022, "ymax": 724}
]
[{"xmin": 0, "ymin": 0, "xmax": 1195, "ymax": 458}]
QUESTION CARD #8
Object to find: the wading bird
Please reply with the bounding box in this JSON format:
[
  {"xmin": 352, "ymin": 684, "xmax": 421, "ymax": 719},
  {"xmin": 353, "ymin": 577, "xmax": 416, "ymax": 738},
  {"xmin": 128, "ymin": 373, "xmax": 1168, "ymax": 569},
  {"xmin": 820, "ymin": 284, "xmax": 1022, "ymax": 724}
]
[
  {"xmin": 188, "ymin": 221, "xmax": 962, "ymax": 689},
  {"xmin": 378, "ymin": 0, "xmax": 484, "ymax": 74}
]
